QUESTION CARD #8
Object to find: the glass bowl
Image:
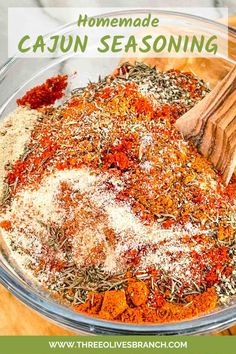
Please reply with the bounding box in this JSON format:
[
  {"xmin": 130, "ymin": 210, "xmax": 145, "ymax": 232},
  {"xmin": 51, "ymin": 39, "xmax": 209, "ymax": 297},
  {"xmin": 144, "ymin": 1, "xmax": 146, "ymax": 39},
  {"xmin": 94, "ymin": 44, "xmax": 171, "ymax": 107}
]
[{"xmin": 0, "ymin": 10, "xmax": 236, "ymax": 335}]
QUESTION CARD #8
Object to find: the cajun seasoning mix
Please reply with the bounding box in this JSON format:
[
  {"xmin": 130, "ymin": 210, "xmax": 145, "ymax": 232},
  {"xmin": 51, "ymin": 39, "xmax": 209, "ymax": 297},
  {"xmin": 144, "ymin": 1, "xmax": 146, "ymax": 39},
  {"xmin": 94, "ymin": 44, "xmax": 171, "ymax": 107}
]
[{"xmin": 0, "ymin": 63, "xmax": 235, "ymax": 324}]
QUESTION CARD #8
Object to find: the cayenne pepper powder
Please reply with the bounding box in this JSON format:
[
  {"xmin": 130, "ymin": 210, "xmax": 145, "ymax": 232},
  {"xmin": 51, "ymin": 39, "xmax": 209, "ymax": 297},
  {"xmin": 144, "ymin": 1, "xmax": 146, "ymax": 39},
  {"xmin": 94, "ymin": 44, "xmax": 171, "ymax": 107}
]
[
  {"xmin": 103, "ymin": 151, "xmax": 130, "ymax": 171},
  {"xmin": 75, "ymin": 282, "xmax": 217, "ymax": 323},
  {"xmin": 17, "ymin": 75, "xmax": 68, "ymax": 109},
  {"xmin": 0, "ymin": 220, "xmax": 12, "ymax": 231}
]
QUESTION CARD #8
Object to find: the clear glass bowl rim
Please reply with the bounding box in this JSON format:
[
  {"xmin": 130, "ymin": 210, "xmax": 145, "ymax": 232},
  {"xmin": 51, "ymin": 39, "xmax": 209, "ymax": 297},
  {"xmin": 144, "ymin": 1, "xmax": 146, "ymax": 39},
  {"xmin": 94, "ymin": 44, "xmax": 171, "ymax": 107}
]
[{"xmin": 0, "ymin": 9, "xmax": 236, "ymax": 335}]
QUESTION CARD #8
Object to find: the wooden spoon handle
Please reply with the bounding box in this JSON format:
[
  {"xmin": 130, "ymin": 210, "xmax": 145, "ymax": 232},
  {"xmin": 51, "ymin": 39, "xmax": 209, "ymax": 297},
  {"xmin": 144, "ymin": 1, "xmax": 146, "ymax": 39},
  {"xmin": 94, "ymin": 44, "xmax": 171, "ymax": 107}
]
[{"xmin": 175, "ymin": 65, "xmax": 236, "ymax": 184}]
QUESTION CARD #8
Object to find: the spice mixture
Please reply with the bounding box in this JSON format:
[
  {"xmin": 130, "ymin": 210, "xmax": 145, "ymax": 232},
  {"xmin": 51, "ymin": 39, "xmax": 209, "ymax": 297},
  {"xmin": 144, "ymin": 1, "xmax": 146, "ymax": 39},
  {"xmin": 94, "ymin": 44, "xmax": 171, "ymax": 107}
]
[{"xmin": 0, "ymin": 62, "xmax": 235, "ymax": 324}]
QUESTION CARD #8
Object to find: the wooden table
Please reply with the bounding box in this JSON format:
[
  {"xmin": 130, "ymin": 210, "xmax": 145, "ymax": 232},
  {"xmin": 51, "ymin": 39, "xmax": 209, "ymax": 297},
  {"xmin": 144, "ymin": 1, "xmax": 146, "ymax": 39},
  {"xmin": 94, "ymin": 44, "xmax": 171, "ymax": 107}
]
[{"xmin": 0, "ymin": 284, "xmax": 235, "ymax": 335}]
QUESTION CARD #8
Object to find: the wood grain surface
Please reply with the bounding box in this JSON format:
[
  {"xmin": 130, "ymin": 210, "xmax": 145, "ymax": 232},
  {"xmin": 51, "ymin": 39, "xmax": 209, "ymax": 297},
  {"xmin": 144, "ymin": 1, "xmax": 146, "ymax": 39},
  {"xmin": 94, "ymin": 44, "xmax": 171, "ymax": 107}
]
[
  {"xmin": 1, "ymin": 14, "xmax": 236, "ymax": 337},
  {"xmin": 175, "ymin": 65, "xmax": 236, "ymax": 184},
  {"xmin": 0, "ymin": 285, "xmax": 75, "ymax": 335}
]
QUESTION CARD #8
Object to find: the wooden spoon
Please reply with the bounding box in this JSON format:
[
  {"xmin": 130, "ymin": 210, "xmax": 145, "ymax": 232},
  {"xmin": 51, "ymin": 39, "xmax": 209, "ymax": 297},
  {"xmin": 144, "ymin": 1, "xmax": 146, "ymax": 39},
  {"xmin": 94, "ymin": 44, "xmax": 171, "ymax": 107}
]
[{"xmin": 175, "ymin": 65, "xmax": 236, "ymax": 184}]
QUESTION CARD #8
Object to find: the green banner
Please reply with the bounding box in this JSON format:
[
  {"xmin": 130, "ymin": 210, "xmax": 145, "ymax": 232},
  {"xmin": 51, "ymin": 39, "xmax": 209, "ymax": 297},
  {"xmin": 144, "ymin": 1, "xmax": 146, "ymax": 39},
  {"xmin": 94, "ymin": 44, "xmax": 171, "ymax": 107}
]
[{"xmin": 0, "ymin": 336, "xmax": 235, "ymax": 354}]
